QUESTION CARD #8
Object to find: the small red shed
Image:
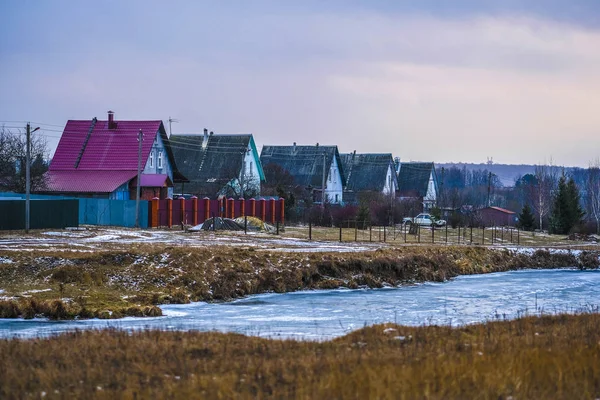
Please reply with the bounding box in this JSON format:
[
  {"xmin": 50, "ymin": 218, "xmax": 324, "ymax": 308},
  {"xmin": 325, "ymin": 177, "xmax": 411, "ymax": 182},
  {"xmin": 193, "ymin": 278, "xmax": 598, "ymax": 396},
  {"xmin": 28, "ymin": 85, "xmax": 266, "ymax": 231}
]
[{"xmin": 479, "ymin": 206, "xmax": 517, "ymax": 227}]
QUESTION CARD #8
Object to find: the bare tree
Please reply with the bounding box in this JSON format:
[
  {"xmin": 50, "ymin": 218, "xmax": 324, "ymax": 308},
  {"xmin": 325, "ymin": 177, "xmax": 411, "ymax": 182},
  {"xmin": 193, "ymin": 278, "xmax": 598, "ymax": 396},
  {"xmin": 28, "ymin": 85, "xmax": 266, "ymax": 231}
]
[
  {"xmin": 0, "ymin": 126, "xmax": 49, "ymax": 193},
  {"xmin": 528, "ymin": 162, "xmax": 559, "ymax": 231},
  {"xmin": 586, "ymin": 160, "xmax": 600, "ymax": 234}
]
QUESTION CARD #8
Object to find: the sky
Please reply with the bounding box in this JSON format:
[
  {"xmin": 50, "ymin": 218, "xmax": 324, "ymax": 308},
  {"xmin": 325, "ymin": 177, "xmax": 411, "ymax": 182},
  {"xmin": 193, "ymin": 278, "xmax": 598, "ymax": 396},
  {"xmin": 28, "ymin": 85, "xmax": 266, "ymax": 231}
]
[{"xmin": 1, "ymin": 0, "xmax": 599, "ymax": 167}]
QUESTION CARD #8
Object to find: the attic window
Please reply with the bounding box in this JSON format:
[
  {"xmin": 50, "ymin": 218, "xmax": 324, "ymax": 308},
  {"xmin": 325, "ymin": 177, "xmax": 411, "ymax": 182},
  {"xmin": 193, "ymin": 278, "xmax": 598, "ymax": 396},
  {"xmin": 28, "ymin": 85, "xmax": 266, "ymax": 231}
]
[
  {"xmin": 149, "ymin": 152, "xmax": 154, "ymax": 168},
  {"xmin": 158, "ymin": 151, "xmax": 163, "ymax": 169},
  {"xmin": 249, "ymin": 161, "xmax": 253, "ymax": 176}
]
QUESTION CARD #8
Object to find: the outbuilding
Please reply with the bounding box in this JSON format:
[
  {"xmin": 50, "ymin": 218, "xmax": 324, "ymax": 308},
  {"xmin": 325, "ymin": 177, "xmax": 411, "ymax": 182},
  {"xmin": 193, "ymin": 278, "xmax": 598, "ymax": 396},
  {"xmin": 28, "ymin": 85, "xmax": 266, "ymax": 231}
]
[{"xmin": 479, "ymin": 206, "xmax": 517, "ymax": 227}]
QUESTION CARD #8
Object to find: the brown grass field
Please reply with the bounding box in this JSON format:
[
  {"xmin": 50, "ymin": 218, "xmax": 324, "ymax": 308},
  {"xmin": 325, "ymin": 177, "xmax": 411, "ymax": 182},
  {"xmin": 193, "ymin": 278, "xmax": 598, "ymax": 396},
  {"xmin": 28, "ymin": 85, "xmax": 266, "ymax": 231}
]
[
  {"xmin": 1, "ymin": 243, "xmax": 598, "ymax": 319},
  {"xmin": 0, "ymin": 313, "xmax": 599, "ymax": 399}
]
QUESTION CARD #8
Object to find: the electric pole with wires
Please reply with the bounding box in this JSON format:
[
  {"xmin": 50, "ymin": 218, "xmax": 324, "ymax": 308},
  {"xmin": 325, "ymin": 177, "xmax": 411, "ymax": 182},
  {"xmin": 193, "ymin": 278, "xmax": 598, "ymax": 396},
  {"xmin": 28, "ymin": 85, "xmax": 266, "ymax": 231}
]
[
  {"xmin": 25, "ymin": 122, "xmax": 40, "ymax": 233},
  {"xmin": 135, "ymin": 129, "xmax": 144, "ymax": 228}
]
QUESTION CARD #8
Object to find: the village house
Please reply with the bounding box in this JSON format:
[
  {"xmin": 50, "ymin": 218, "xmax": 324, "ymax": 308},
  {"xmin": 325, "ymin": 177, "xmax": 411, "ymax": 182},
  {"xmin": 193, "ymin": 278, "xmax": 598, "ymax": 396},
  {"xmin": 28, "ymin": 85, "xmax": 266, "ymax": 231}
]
[
  {"xmin": 260, "ymin": 143, "xmax": 345, "ymax": 204},
  {"xmin": 397, "ymin": 162, "xmax": 439, "ymax": 212},
  {"xmin": 42, "ymin": 111, "xmax": 187, "ymax": 199},
  {"xmin": 170, "ymin": 130, "xmax": 264, "ymax": 199},
  {"xmin": 340, "ymin": 152, "xmax": 397, "ymax": 204}
]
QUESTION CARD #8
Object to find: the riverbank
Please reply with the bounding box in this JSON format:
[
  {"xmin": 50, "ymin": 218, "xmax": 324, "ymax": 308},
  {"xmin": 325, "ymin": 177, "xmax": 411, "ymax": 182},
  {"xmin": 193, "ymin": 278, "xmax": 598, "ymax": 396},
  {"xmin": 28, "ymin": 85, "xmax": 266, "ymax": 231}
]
[
  {"xmin": 1, "ymin": 313, "xmax": 598, "ymax": 399},
  {"xmin": 1, "ymin": 238, "xmax": 598, "ymax": 319}
]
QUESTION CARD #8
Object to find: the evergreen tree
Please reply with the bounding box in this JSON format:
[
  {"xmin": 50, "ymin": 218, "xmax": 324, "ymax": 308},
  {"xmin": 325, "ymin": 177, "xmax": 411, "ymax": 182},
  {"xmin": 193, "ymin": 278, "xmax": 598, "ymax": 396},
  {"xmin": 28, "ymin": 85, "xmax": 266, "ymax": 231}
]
[
  {"xmin": 518, "ymin": 204, "xmax": 535, "ymax": 231},
  {"xmin": 550, "ymin": 176, "xmax": 584, "ymax": 234}
]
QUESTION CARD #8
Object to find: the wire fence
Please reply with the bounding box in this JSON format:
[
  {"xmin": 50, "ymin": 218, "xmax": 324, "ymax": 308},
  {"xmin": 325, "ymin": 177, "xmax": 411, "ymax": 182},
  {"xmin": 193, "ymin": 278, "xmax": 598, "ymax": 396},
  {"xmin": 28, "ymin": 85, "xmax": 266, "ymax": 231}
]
[{"xmin": 287, "ymin": 221, "xmax": 526, "ymax": 246}]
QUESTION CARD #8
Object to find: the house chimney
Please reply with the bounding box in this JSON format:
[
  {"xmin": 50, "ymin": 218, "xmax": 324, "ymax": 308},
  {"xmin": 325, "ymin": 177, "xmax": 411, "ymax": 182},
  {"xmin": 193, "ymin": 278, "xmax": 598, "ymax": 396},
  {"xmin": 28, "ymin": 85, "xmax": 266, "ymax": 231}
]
[
  {"xmin": 353, "ymin": 150, "xmax": 356, "ymax": 158},
  {"xmin": 293, "ymin": 142, "xmax": 296, "ymax": 153},
  {"xmin": 202, "ymin": 128, "xmax": 208, "ymax": 148},
  {"xmin": 107, "ymin": 110, "xmax": 116, "ymax": 129}
]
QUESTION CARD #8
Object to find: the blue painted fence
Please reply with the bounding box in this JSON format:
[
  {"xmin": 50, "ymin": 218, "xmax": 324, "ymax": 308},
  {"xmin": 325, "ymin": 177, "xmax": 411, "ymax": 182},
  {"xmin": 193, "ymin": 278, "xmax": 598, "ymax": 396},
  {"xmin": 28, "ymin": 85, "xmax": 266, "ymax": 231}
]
[{"xmin": 79, "ymin": 198, "xmax": 148, "ymax": 228}]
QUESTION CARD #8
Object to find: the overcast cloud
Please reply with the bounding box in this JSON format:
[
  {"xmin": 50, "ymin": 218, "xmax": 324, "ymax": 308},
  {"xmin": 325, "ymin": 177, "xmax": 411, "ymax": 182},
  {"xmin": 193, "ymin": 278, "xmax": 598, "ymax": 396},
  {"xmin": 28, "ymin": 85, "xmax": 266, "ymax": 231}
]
[{"xmin": 1, "ymin": 1, "xmax": 599, "ymax": 166}]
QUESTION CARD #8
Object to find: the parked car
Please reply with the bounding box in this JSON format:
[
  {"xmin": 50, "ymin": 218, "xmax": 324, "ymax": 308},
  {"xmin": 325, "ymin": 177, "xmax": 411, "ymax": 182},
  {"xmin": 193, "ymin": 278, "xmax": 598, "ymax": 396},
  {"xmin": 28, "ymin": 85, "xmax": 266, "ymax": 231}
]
[{"xmin": 402, "ymin": 213, "xmax": 446, "ymax": 227}]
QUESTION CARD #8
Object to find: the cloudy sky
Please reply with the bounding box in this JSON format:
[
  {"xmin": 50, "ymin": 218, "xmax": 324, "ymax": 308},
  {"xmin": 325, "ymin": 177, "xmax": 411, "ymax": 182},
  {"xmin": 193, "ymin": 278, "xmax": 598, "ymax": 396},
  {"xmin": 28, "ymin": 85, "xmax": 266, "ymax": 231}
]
[{"xmin": 1, "ymin": 1, "xmax": 599, "ymax": 166}]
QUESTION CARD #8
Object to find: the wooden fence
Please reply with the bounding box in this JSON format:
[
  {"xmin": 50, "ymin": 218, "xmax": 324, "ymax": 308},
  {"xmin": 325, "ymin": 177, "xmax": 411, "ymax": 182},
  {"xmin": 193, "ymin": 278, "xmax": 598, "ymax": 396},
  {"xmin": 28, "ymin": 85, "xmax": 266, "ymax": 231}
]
[{"xmin": 148, "ymin": 197, "xmax": 285, "ymax": 228}]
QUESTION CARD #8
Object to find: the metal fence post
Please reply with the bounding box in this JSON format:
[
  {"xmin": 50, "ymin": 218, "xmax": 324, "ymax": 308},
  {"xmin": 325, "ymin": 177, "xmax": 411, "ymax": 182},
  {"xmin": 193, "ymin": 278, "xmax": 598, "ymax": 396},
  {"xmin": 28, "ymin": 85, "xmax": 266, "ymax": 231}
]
[
  {"xmin": 309, "ymin": 218, "xmax": 312, "ymax": 241},
  {"xmin": 432, "ymin": 225, "xmax": 435, "ymax": 244},
  {"xmin": 339, "ymin": 225, "xmax": 342, "ymax": 242},
  {"xmin": 384, "ymin": 226, "xmax": 386, "ymax": 242},
  {"xmin": 470, "ymin": 226, "xmax": 473, "ymax": 245},
  {"xmin": 445, "ymin": 223, "xmax": 448, "ymax": 245},
  {"xmin": 355, "ymin": 223, "xmax": 358, "ymax": 242}
]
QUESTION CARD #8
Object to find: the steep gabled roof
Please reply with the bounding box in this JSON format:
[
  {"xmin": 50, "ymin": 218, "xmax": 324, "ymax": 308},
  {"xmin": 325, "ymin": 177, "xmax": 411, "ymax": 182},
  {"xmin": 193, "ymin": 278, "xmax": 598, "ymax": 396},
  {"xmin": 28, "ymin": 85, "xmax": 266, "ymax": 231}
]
[
  {"xmin": 340, "ymin": 153, "xmax": 395, "ymax": 192},
  {"xmin": 260, "ymin": 145, "xmax": 346, "ymax": 188},
  {"xmin": 51, "ymin": 119, "xmax": 163, "ymax": 171},
  {"xmin": 45, "ymin": 117, "xmax": 186, "ymax": 193},
  {"xmin": 397, "ymin": 162, "xmax": 436, "ymax": 197},
  {"xmin": 170, "ymin": 133, "xmax": 264, "ymax": 197}
]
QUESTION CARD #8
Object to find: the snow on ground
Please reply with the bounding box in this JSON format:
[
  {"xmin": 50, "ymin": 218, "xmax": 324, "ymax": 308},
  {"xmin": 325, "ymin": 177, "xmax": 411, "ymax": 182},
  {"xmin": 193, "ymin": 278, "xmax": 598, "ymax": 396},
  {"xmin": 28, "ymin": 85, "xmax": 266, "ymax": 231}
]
[
  {"xmin": 504, "ymin": 247, "xmax": 584, "ymax": 256},
  {"xmin": 0, "ymin": 227, "xmax": 387, "ymax": 253},
  {"xmin": 22, "ymin": 289, "xmax": 52, "ymax": 294},
  {"xmin": 0, "ymin": 256, "xmax": 14, "ymax": 264}
]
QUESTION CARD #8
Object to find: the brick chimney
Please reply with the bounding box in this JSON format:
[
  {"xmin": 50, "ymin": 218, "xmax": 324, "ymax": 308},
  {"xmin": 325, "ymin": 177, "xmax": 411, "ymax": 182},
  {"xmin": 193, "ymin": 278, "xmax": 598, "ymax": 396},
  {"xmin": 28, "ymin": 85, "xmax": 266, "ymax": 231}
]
[{"xmin": 107, "ymin": 111, "xmax": 117, "ymax": 129}]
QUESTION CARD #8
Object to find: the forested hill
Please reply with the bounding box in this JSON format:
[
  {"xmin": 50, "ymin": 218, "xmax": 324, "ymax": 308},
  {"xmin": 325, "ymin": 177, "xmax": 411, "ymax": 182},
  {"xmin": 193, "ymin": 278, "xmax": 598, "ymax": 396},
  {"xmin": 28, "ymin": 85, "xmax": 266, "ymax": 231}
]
[{"xmin": 436, "ymin": 163, "xmax": 580, "ymax": 187}]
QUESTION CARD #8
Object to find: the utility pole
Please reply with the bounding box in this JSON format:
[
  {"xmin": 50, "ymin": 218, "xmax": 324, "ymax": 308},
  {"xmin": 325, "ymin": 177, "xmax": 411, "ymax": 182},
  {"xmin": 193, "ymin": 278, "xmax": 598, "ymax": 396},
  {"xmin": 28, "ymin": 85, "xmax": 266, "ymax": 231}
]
[
  {"xmin": 487, "ymin": 171, "xmax": 492, "ymax": 207},
  {"xmin": 321, "ymin": 152, "xmax": 327, "ymax": 207},
  {"xmin": 135, "ymin": 129, "xmax": 143, "ymax": 228},
  {"xmin": 25, "ymin": 123, "xmax": 39, "ymax": 233}
]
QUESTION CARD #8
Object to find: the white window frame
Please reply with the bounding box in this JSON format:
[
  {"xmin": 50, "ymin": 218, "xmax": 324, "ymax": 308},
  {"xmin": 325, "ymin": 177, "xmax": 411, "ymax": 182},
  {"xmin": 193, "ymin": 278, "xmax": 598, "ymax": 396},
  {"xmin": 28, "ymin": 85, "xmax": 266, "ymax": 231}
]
[
  {"xmin": 149, "ymin": 151, "xmax": 154, "ymax": 168},
  {"xmin": 158, "ymin": 150, "xmax": 163, "ymax": 169}
]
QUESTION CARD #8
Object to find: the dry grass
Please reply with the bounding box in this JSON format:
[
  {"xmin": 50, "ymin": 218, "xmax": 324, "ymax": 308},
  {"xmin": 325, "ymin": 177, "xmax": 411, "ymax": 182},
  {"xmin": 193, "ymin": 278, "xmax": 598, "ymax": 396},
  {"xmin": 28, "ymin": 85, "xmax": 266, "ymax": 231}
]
[
  {"xmin": 0, "ymin": 313, "xmax": 598, "ymax": 399},
  {"xmin": 1, "ymin": 245, "xmax": 598, "ymax": 319},
  {"xmin": 284, "ymin": 225, "xmax": 600, "ymax": 249}
]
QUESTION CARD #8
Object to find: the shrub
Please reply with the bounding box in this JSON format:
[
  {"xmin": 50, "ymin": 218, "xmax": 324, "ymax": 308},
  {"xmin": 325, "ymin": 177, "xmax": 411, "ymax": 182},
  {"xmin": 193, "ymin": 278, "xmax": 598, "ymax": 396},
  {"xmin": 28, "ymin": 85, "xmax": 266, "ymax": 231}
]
[{"xmin": 0, "ymin": 301, "xmax": 20, "ymax": 318}]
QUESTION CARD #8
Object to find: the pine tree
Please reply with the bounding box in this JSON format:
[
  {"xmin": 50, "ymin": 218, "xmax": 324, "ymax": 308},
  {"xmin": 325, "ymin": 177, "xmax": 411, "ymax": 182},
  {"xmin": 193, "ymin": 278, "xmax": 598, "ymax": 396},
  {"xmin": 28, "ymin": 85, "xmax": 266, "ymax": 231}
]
[
  {"xmin": 550, "ymin": 176, "xmax": 584, "ymax": 234},
  {"xmin": 518, "ymin": 204, "xmax": 535, "ymax": 231},
  {"xmin": 566, "ymin": 177, "xmax": 585, "ymax": 230}
]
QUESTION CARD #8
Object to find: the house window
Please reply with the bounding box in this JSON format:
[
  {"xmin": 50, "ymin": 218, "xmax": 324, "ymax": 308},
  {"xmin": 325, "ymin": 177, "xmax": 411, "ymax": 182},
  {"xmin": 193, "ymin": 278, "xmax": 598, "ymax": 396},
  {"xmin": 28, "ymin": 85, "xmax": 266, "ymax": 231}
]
[
  {"xmin": 149, "ymin": 152, "xmax": 154, "ymax": 168},
  {"xmin": 335, "ymin": 194, "xmax": 339, "ymax": 203},
  {"xmin": 249, "ymin": 161, "xmax": 253, "ymax": 176},
  {"xmin": 158, "ymin": 151, "xmax": 163, "ymax": 169}
]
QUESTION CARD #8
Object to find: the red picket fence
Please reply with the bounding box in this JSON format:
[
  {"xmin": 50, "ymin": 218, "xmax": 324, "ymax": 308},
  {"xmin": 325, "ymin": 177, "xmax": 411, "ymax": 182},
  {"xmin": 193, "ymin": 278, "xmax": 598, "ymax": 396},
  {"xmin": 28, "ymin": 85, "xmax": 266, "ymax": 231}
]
[{"xmin": 149, "ymin": 197, "xmax": 285, "ymax": 228}]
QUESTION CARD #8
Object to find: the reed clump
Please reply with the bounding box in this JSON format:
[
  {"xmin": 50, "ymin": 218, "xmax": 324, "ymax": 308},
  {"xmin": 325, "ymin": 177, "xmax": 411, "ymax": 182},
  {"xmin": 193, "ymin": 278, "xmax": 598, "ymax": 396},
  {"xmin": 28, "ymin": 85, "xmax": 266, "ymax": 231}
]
[
  {"xmin": 0, "ymin": 299, "xmax": 161, "ymax": 320},
  {"xmin": 0, "ymin": 313, "xmax": 598, "ymax": 399}
]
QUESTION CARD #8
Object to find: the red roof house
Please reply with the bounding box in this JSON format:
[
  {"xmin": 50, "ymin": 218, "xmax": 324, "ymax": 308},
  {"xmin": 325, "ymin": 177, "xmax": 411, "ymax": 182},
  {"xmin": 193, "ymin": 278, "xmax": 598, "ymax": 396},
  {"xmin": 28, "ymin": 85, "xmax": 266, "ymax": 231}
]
[{"xmin": 42, "ymin": 111, "xmax": 187, "ymax": 200}]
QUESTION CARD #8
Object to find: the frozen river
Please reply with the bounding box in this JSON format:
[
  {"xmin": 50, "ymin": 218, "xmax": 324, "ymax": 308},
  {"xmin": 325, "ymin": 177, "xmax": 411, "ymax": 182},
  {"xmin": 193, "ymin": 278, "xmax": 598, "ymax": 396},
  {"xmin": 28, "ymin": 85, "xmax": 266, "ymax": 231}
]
[{"xmin": 1, "ymin": 268, "xmax": 599, "ymax": 340}]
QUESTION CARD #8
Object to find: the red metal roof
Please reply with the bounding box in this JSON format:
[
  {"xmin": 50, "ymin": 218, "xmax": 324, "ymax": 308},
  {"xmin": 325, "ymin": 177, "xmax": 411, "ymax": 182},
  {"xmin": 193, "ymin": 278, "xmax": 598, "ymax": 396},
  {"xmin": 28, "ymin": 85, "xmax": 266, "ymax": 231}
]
[
  {"xmin": 50, "ymin": 119, "xmax": 162, "ymax": 171},
  {"xmin": 45, "ymin": 170, "xmax": 137, "ymax": 193}
]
